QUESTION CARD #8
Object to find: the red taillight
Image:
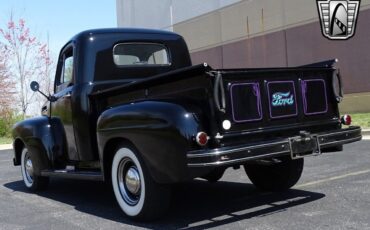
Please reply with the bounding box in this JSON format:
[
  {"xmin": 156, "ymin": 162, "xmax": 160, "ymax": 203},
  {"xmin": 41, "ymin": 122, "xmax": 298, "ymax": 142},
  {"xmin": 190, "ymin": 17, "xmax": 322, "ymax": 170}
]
[
  {"xmin": 341, "ymin": 114, "xmax": 352, "ymax": 125},
  {"xmin": 196, "ymin": 132, "xmax": 209, "ymax": 146}
]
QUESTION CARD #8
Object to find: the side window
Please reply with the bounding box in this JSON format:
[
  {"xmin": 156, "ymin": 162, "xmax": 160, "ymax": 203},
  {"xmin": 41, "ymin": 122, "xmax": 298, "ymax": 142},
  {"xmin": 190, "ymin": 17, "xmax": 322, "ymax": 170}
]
[
  {"xmin": 63, "ymin": 56, "xmax": 73, "ymax": 83},
  {"xmin": 55, "ymin": 49, "xmax": 74, "ymax": 93}
]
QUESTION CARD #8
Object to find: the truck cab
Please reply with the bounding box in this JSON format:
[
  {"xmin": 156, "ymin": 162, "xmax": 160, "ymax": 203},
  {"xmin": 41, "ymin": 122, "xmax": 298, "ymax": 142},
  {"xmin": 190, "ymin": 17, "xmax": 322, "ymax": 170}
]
[
  {"xmin": 12, "ymin": 28, "xmax": 362, "ymax": 221},
  {"xmin": 41, "ymin": 28, "xmax": 192, "ymax": 167}
]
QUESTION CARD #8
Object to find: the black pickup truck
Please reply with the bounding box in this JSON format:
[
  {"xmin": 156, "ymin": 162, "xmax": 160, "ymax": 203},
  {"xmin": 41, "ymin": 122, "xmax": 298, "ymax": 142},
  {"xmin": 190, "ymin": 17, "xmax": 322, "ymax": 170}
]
[{"xmin": 12, "ymin": 28, "xmax": 362, "ymax": 220}]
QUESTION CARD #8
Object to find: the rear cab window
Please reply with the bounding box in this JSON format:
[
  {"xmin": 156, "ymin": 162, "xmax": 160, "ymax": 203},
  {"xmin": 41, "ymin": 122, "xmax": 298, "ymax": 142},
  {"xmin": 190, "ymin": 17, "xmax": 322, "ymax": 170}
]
[{"xmin": 113, "ymin": 43, "xmax": 170, "ymax": 67}]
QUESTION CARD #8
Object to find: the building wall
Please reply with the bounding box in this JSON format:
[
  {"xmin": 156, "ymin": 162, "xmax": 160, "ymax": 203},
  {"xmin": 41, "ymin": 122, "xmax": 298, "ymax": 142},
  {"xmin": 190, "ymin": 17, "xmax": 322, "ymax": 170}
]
[
  {"xmin": 116, "ymin": 0, "xmax": 370, "ymax": 113},
  {"xmin": 117, "ymin": 0, "xmax": 241, "ymax": 30},
  {"xmin": 190, "ymin": 9, "xmax": 370, "ymax": 93}
]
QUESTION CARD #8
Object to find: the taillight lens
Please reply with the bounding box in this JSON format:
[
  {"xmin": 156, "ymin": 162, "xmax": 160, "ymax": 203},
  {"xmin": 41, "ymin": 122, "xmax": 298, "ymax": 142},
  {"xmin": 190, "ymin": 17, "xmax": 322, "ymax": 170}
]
[
  {"xmin": 196, "ymin": 132, "xmax": 209, "ymax": 146},
  {"xmin": 341, "ymin": 114, "xmax": 352, "ymax": 125}
]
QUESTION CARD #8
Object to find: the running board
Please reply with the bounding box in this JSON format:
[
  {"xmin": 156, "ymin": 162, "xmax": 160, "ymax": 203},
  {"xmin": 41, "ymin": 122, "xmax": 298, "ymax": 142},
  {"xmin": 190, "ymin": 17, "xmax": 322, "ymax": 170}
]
[{"xmin": 40, "ymin": 170, "xmax": 104, "ymax": 181}]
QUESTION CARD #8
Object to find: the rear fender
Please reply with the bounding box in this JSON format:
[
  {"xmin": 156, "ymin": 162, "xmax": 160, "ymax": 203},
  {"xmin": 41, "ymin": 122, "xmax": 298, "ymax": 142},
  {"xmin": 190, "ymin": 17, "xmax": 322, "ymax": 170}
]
[{"xmin": 97, "ymin": 100, "xmax": 206, "ymax": 183}]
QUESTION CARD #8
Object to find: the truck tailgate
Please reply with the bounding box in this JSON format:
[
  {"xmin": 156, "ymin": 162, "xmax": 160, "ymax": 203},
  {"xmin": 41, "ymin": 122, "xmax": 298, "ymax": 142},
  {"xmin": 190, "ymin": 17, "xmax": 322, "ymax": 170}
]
[{"xmin": 212, "ymin": 66, "xmax": 342, "ymax": 143}]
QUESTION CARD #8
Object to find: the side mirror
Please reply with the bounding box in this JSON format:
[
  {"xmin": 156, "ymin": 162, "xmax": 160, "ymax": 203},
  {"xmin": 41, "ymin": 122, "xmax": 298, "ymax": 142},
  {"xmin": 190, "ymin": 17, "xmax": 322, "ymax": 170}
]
[
  {"xmin": 29, "ymin": 81, "xmax": 54, "ymax": 101},
  {"xmin": 30, "ymin": 81, "xmax": 40, "ymax": 92}
]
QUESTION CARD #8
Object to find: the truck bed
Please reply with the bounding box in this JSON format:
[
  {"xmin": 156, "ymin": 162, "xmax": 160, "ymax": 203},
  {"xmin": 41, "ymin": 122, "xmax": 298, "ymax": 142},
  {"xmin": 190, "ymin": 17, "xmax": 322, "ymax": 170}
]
[{"xmin": 93, "ymin": 62, "xmax": 341, "ymax": 147}]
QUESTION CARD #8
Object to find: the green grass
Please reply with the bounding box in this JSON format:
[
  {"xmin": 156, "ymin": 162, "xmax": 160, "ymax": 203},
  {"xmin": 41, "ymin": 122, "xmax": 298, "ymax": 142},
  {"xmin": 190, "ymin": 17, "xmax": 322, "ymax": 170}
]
[
  {"xmin": 0, "ymin": 136, "xmax": 12, "ymax": 145},
  {"xmin": 350, "ymin": 113, "xmax": 370, "ymax": 129}
]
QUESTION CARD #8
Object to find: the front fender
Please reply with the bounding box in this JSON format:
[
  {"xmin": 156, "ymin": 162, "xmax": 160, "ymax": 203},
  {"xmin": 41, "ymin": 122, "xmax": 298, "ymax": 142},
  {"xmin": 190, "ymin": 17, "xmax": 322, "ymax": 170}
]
[
  {"xmin": 12, "ymin": 116, "xmax": 66, "ymax": 169},
  {"xmin": 97, "ymin": 100, "xmax": 206, "ymax": 183}
]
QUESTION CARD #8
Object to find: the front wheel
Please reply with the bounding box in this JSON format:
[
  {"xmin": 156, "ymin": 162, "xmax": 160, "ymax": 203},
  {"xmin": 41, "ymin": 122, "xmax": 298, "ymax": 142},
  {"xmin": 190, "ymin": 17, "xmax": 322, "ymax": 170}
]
[
  {"xmin": 244, "ymin": 156, "xmax": 304, "ymax": 192},
  {"xmin": 111, "ymin": 145, "xmax": 171, "ymax": 221},
  {"xmin": 20, "ymin": 147, "xmax": 49, "ymax": 191}
]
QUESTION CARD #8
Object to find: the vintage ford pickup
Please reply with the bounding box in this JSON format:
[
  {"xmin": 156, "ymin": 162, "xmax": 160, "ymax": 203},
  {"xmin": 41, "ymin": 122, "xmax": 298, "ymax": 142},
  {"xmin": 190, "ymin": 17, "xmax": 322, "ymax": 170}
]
[{"xmin": 12, "ymin": 28, "xmax": 362, "ymax": 220}]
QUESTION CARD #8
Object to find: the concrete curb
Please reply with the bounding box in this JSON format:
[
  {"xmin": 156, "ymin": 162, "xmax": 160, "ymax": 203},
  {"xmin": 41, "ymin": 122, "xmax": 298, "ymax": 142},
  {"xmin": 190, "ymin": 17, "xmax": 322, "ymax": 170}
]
[
  {"xmin": 0, "ymin": 144, "xmax": 12, "ymax": 151},
  {"xmin": 362, "ymin": 129, "xmax": 370, "ymax": 136}
]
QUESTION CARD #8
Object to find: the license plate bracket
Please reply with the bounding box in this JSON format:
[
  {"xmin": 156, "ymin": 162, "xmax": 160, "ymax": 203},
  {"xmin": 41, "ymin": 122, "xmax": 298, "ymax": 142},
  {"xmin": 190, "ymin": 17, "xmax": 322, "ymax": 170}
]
[{"xmin": 289, "ymin": 134, "xmax": 321, "ymax": 159}]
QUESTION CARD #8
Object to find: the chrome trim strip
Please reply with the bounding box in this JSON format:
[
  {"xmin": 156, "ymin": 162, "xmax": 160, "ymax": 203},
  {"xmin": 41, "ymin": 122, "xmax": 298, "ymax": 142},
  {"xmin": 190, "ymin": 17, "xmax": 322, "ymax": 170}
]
[
  {"xmin": 187, "ymin": 140, "xmax": 288, "ymax": 158},
  {"xmin": 320, "ymin": 136, "xmax": 362, "ymax": 147},
  {"xmin": 318, "ymin": 128, "xmax": 360, "ymax": 137},
  {"xmin": 41, "ymin": 171, "xmax": 104, "ymax": 181},
  {"xmin": 188, "ymin": 150, "xmax": 290, "ymax": 167}
]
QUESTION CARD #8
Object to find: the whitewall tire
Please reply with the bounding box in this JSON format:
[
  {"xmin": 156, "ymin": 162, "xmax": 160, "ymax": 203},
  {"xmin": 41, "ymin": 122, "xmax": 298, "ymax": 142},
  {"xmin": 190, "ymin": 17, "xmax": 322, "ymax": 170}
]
[
  {"xmin": 21, "ymin": 148, "xmax": 34, "ymax": 188},
  {"xmin": 111, "ymin": 146, "xmax": 171, "ymax": 220},
  {"xmin": 112, "ymin": 148, "xmax": 145, "ymax": 217},
  {"xmin": 20, "ymin": 147, "xmax": 49, "ymax": 191}
]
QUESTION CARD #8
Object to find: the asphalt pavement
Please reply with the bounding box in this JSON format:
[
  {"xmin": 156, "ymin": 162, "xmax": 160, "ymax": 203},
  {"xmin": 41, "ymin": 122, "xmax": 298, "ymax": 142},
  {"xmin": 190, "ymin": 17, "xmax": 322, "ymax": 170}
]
[{"xmin": 0, "ymin": 138, "xmax": 369, "ymax": 230}]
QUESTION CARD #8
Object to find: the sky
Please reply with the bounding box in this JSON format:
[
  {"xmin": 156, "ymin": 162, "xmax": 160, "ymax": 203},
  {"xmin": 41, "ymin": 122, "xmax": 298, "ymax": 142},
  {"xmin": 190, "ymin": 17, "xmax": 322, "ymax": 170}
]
[{"xmin": 0, "ymin": 0, "xmax": 117, "ymax": 57}]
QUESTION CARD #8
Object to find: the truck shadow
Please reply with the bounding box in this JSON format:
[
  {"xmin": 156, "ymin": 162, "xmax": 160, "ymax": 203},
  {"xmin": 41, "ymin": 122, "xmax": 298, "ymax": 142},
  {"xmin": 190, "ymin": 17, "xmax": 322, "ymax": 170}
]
[{"xmin": 4, "ymin": 179, "xmax": 325, "ymax": 229}]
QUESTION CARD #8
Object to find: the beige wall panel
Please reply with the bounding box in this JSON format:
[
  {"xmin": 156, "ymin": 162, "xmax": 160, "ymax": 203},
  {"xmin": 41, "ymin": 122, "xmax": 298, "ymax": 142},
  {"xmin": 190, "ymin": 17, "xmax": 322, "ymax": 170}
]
[
  {"xmin": 119, "ymin": 0, "xmax": 370, "ymax": 52},
  {"xmin": 176, "ymin": 0, "xmax": 370, "ymax": 52},
  {"xmin": 171, "ymin": 0, "xmax": 241, "ymax": 24},
  {"xmin": 174, "ymin": 13, "xmax": 222, "ymax": 51},
  {"xmin": 220, "ymin": 0, "xmax": 286, "ymax": 41},
  {"xmin": 219, "ymin": 1, "xmax": 250, "ymax": 42},
  {"xmin": 176, "ymin": 0, "xmax": 319, "ymax": 51},
  {"xmin": 282, "ymin": 0, "xmax": 317, "ymax": 26},
  {"xmin": 222, "ymin": 30, "xmax": 288, "ymax": 68},
  {"xmin": 361, "ymin": 0, "xmax": 370, "ymax": 9},
  {"xmin": 257, "ymin": 0, "xmax": 286, "ymax": 32}
]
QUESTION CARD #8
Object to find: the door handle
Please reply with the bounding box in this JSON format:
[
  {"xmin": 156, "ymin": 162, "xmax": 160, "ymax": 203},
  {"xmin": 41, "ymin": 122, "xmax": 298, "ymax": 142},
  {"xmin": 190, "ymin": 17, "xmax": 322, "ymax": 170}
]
[{"xmin": 62, "ymin": 92, "xmax": 72, "ymax": 99}]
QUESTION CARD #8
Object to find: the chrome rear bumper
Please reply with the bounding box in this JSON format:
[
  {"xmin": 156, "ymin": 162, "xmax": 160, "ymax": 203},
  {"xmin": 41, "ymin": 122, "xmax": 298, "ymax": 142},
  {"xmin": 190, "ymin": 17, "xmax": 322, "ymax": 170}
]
[{"xmin": 187, "ymin": 126, "xmax": 362, "ymax": 167}]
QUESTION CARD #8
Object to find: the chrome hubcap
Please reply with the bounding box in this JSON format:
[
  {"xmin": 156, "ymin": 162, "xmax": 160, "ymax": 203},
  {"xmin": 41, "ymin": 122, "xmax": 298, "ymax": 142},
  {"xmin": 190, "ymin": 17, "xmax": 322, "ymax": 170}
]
[
  {"xmin": 24, "ymin": 153, "xmax": 33, "ymax": 184},
  {"xmin": 118, "ymin": 158, "xmax": 141, "ymax": 206},
  {"xmin": 125, "ymin": 167, "xmax": 141, "ymax": 195}
]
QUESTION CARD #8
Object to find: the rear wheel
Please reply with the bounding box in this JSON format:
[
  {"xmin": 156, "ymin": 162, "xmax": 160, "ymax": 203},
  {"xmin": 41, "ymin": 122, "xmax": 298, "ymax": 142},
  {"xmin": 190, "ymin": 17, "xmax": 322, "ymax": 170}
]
[
  {"xmin": 20, "ymin": 147, "xmax": 49, "ymax": 191},
  {"xmin": 111, "ymin": 145, "xmax": 171, "ymax": 221},
  {"xmin": 244, "ymin": 156, "xmax": 304, "ymax": 192}
]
